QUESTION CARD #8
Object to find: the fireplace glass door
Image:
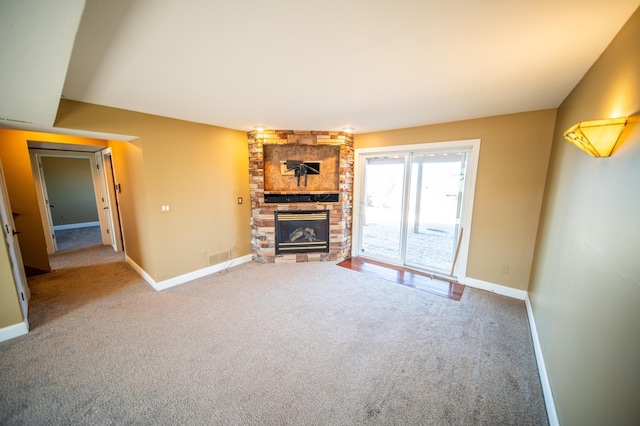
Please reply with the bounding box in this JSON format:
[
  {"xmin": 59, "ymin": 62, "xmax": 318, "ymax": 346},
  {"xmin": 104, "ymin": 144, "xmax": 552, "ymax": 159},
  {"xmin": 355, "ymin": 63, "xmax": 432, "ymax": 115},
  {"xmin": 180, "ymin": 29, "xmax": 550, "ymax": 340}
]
[{"xmin": 274, "ymin": 210, "xmax": 330, "ymax": 254}]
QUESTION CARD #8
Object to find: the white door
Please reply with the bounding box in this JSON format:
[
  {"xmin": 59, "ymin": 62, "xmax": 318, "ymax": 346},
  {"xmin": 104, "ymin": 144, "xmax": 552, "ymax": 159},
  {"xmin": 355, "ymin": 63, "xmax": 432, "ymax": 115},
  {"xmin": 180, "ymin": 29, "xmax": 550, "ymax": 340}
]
[
  {"xmin": 95, "ymin": 149, "xmax": 123, "ymax": 252},
  {"xmin": 0, "ymin": 158, "xmax": 30, "ymax": 327},
  {"xmin": 30, "ymin": 152, "xmax": 58, "ymax": 253},
  {"xmin": 94, "ymin": 152, "xmax": 114, "ymax": 248}
]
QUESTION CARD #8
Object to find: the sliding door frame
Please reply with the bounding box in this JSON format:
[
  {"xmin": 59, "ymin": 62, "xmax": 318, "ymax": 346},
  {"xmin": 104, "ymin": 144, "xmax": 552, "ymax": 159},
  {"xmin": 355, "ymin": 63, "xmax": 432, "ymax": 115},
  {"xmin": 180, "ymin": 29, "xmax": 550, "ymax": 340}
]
[{"xmin": 352, "ymin": 139, "xmax": 481, "ymax": 281}]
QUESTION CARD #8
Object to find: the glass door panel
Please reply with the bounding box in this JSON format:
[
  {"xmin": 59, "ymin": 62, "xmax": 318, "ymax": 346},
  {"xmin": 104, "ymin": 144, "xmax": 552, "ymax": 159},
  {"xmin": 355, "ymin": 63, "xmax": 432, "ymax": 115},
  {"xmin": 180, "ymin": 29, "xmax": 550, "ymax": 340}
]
[
  {"xmin": 360, "ymin": 155, "xmax": 407, "ymax": 263},
  {"xmin": 405, "ymin": 152, "xmax": 466, "ymax": 274}
]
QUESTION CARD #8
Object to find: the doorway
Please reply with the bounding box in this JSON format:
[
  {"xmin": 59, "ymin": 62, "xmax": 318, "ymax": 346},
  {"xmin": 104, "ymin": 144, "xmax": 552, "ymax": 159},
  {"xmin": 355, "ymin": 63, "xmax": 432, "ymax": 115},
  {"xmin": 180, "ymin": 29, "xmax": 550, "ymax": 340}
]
[
  {"xmin": 353, "ymin": 140, "xmax": 480, "ymax": 280},
  {"xmin": 29, "ymin": 147, "xmax": 124, "ymax": 254}
]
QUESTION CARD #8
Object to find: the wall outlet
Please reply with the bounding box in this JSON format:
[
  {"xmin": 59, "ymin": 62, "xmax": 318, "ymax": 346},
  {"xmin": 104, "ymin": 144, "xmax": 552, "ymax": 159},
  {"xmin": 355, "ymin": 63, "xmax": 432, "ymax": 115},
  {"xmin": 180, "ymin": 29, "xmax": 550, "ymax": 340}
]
[{"xmin": 500, "ymin": 264, "xmax": 510, "ymax": 274}]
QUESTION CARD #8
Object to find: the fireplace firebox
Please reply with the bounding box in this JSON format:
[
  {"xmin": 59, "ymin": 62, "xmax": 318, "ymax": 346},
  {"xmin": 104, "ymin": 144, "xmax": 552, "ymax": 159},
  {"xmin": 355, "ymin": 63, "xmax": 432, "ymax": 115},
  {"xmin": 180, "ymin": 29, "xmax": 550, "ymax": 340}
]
[{"xmin": 274, "ymin": 210, "xmax": 330, "ymax": 254}]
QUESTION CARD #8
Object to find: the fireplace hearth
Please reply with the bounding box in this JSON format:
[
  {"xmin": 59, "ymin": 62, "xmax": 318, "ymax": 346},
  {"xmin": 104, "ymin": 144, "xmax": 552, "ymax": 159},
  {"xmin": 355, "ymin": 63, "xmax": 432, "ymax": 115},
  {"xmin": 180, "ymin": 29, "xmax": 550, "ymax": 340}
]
[{"xmin": 275, "ymin": 210, "xmax": 329, "ymax": 254}]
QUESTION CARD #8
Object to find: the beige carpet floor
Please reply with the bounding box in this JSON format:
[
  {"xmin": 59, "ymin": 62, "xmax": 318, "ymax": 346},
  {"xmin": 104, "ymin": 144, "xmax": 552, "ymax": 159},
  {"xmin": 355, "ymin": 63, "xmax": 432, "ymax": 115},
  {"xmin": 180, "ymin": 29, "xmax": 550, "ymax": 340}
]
[
  {"xmin": 54, "ymin": 226, "xmax": 103, "ymax": 252},
  {"xmin": 0, "ymin": 246, "xmax": 548, "ymax": 425}
]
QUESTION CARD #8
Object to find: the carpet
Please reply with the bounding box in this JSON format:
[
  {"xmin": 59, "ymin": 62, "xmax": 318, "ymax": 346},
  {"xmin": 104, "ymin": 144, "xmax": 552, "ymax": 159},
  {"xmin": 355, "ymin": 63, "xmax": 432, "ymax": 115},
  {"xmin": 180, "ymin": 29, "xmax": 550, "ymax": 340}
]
[
  {"xmin": 54, "ymin": 225, "xmax": 103, "ymax": 252},
  {"xmin": 0, "ymin": 246, "xmax": 548, "ymax": 425}
]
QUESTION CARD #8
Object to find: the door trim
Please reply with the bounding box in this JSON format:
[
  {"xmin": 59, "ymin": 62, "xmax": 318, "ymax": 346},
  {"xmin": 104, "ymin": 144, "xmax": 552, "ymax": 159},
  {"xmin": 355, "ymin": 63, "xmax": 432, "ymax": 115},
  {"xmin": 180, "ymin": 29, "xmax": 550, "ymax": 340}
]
[
  {"xmin": 29, "ymin": 149, "xmax": 110, "ymax": 253},
  {"xmin": 353, "ymin": 139, "xmax": 481, "ymax": 282}
]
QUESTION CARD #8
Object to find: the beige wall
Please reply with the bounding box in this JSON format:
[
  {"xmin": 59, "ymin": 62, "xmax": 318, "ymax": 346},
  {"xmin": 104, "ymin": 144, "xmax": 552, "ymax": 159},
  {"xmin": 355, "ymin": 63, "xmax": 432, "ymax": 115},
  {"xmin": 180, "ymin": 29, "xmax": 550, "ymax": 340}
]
[
  {"xmin": 56, "ymin": 101, "xmax": 252, "ymax": 282},
  {"xmin": 107, "ymin": 139, "xmax": 153, "ymax": 277},
  {"xmin": 528, "ymin": 7, "xmax": 640, "ymax": 426},
  {"xmin": 0, "ymin": 130, "xmax": 50, "ymax": 271},
  {"xmin": 355, "ymin": 109, "xmax": 556, "ymax": 290},
  {"xmin": 0, "ymin": 130, "xmax": 107, "ymax": 331},
  {"xmin": 41, "ymin": 157, "xmax": 99, "ymax": 226},
  {"xmin": 0, "ymin": 130, "xmax": 108, "ymax": 272}
]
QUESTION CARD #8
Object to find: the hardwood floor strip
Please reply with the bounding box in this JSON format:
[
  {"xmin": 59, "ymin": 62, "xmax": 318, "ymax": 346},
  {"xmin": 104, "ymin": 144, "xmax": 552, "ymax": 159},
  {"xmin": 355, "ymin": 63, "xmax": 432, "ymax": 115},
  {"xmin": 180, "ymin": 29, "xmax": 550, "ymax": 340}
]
[{"xmin": 337, "ymin": 257, "xmax": 464, "ymax": 301}]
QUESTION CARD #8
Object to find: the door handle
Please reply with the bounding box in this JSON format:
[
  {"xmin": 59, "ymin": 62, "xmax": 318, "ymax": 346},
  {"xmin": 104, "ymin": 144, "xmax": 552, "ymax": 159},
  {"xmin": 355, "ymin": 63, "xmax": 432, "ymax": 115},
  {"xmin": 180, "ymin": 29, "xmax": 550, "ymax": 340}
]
[{"xmin": 12, "ymin": 230, "xmax": 21, "ymax": 236}]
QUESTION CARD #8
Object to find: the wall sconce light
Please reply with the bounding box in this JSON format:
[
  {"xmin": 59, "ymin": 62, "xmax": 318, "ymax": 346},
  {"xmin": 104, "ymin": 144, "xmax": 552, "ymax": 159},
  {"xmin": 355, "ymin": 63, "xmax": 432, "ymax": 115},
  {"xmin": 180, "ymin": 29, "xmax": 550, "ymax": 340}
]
[{"xmin": 563, "ymin": 117, "xmax": 627, "ymax": 157}]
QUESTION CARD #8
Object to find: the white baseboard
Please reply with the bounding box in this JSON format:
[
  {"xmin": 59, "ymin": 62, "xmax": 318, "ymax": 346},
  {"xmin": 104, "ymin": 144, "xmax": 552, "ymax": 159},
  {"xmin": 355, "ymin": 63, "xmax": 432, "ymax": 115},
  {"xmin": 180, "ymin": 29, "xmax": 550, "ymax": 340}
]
[
  {"xmin": 155, "ymin": 255, "xmax": 253, "ymax": 290},
  {"xmin": 125, "ymin": 255, "xmax": 158, "ymax": 289},
  {"xmin": 126, "ymin": 254, "xmax": 253, "ymax": 291},
  {"xmin": 525, "ymin": 294, "xmax": 559, "ymax": 426},
  {"xmin": 463, "ymin": 277, "xmax": 527, "ymax": 300},
  {"xmin": 0, "ymin": 322, "xmax": 28, "ymax": 343},
  {"xmin": 53, "ymin": 221, "xmax": 100, "ymax": 231}
]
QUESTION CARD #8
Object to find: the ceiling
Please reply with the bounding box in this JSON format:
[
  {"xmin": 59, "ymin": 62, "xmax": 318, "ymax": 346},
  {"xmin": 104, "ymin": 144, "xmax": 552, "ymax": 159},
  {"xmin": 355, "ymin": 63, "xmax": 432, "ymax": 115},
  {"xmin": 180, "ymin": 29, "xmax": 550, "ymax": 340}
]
[{"xmin": 1, "ymin": 0, "xmax": 639, "ymax": 138}]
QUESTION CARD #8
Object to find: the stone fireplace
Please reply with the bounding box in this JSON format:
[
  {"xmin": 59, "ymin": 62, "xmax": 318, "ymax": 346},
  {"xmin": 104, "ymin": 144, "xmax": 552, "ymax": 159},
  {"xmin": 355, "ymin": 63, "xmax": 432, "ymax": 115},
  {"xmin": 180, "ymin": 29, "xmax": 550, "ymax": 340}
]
[{"xmin": 248, "ymin": 130, "xmax": 354, "ymax": 263}]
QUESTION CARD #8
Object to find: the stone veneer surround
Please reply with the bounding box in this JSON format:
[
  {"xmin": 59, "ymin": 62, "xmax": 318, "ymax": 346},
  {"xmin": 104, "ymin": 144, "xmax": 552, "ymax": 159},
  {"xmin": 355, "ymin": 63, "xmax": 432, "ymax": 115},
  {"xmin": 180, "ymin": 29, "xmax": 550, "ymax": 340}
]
[{"xmin": 248, "ymin": 130, "xmax": 354, "ymax": 263}]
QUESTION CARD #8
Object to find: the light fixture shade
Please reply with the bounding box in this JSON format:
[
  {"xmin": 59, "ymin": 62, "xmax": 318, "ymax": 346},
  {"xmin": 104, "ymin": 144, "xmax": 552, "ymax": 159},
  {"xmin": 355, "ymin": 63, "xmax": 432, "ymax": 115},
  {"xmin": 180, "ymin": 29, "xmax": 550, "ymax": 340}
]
[{"xmin": 563, "ymin": 117, "xmax": 627, "ymax": 157}]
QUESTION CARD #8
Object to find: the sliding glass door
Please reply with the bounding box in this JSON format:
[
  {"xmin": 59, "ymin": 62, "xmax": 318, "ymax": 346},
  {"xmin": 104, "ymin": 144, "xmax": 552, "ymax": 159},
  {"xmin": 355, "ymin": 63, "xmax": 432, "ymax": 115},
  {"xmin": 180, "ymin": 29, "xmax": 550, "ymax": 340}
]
[
  {"xmin": 405, "ymin": 152, "xmax": 466, "ymax": 274},
  {"xmin": 357, "ymin": 142, "xmax": 477, "ymax": 278},
  {"xmin": 360, "ymin": 154, "xmax": 407, "ymax": 262}
]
